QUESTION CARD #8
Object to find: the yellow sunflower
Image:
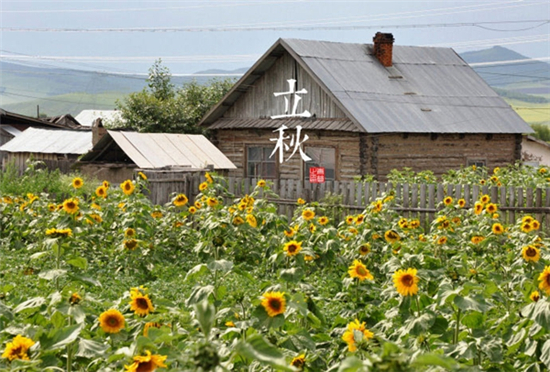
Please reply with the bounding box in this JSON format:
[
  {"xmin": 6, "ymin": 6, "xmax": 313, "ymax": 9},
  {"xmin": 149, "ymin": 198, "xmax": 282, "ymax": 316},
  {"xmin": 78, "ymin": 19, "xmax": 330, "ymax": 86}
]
[
  {"xmin": 125, "ymin": 228, "xmax": 136, "ymax": 237},
  {"xmin": 151, "ymin": 211, "xmax": 163, "ymax": 219},
  {"xmin": 492, "ymin": 223, "xmax": 504, "ymax": 235},
  {"xmin": 69, "ymin": 293, "xmax": 82, "ymax": 305},
  {"xmin": 302, "ymin": 209, "xmax": 315, "ymax": 221},
  {"xmin": 194, "ymin": 201, "xmax": 202, "ymax": 209},
  {"xmin": 348, "ymin": 260, "xmax": 373, "ymax": 281},
  {"xmin": 290, "ymin": 354, "xmax": 306, "ymax": 370},
  {"xmin": 124, "ymin": 350, "xmax": 167, "ymax": 372},
  {"xmin": 99, "ymin": 309, "xmax": 125, "ymax": 333},
  {"xmin": 539, "ymin": 266, "xmax": 550, "ymax": 295},
  {"xmin": 443, "ymin": 196, "xmax": 453, "ymax": 206},
  {"xmin": 46, "ymin": 227, "xmax": 72, "ymax": 238},
  {"xmin": 355, "ymin": 214, "xmax": 365, "ymax": 225},
  {"xmin": 318, "ymin": 216, "xmax": 329, "ymax": 225},
  {"xmin": 474, "ymin": 202, "xmax": 483, "ymax": 215},
  {"xmin": 521, "ymin": 222, "xmax": 533, "ymax": 233},
  {"xmin": 257, "ymin": 179, "xmax": 266, "ymax": 187},
  {"xmin": 91, "ymin": 202, "xmax": 102, "ymax": 210},
  {"xmin": 143, "ymin": 322, "xmax": 162, "ymax": 337},
  {"xmin": 409, "ymin": 219, "xmax": 420, "ymax": 229},
  {"xmin": 486, "ymin": 203, "xmax": 497, "ymax": 214},
  {"xmin": 393, "ymin": 268, "xmax": 419, "ymax": 296},
  {"xmin": 458, "ymin": 199, "xmax": 466, "ymax": 208},
  {"xmin": 372, "ymin": 200, "xmax": 383, "ymax": 213},
  {"xmin": 471, "ymin": 236, "xmax": 485, "ymax": 244},
  {"xmin": 1, "ymin": 335, "xmax": 35, "ymax": 361},
  {"xmin": 95, "ymin": 185, "xmax": 107, "ymax": 198},
  {"xmin": 530, "ymin": 291, "xmax": 540, "ymax": 302},
  {"xmin": 479, "ymin": 194, "xmax": 490, "ymax": 204},
  {"xmin": 120, "ymin": 180, "xmax": 135, "ymax": 196},
  {"xmin": 189, "ymin": 206, "xmax": 197, "ymax": 214},
  {"xmin": 342, "ymin": 319, "xmax": 374, "ymax": 352},
  {"xmin": 233, "ymin": 216, "xmax": 244, "ymax": 225},
  {"xmin": 345, "ymin": 215, "xmax": 355, "ymax": 225},
  {"xmin": 283, "ymin": 240, "xmax": 302, "ymax": 256},
  {"xmin": 173, "ymin": 194, "xmax": 188, "ymax": 207},
  {"xmin": 246, "ymin": 214, "xmax": 257, "ymax": 228},
  {"xmin": 261, "ymin": 291, "xmax": 286, "ymax": 317},
  {"xmin": 124, "ymin": 239, "xmax": 138, "ymax": 250},
  {"xmin": 533, "ymin": 220, "xmax": 541, "ymax": 230},
  {"xmin": 129, "ymin": 289, "xmax": 154, "ymax": 317},
  {"xmin": 205, "ymin": 172, "xmax": 214, "ymax": 183},
  {"xmin": 72, "ymin": 177, "xmax": 84, "ymax": 189},
  {"xmin": 522, "ymin": 245, "xmax": 540, "ymax": 263},
  {"xmin": 309, "ymin": 224, "xmax": 316, "ymax": 233},
  {"xmin": 436, "ymin": 236, "xmax": 447, "ymax": 245},
  {"xmin": 384, "ymin": 230, "xmax": 400, "ymax": 243},
  {"xmin": 138, "ymin": 172, "xmax": 147, "ymax": 180},
  {"xmin": 103, "ymin": 180, "xmax": 110, "ymax": 188},
  {"xmin": 207, "ymin": 197, "xmax": 219, "ymax": 207},
  {"xmin": 359, "ymin": 243, "xmax": 370, "ymax": 255},
  {"xmin": 284, "ymin": 228, "xmax": 295, "ymax": 237},
  {"xmin": 62, "ymin": 198, "xmax": 79, "ymax": 214},
  {"xmin": 297, "ymin": 198, "xmax": 306, "ymax": 205},
  {"xmin": 199, "ymin": 182, "xmax": 208, "ymax": 191}
]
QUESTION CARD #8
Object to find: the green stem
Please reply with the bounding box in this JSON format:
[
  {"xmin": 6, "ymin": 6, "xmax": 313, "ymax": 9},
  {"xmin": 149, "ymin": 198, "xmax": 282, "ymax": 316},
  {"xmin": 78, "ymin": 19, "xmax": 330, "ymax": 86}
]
[
  {"xmin": 66, "ymin": 318, "xmax": 73, "ymax": 372},
  {"xmin": 454, "ymin": 308, "xmax": 461, "ymax": 344},
  {"xmin": 414, "ymin": 295, "xmax": 421, "ymax": 316},
  {"xmin": 355, "ymin": 279, "xmax": 360, "ymax": 304}
]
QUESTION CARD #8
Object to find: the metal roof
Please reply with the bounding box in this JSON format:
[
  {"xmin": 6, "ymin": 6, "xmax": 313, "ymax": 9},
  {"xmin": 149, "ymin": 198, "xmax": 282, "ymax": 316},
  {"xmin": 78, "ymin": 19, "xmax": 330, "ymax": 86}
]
[
  {"xmin": 75, "ymin": 110, "xmax": 123, "ymax": 127},
  {"xmin": 80, "ymin": 131, "xmax": 236, "ymax": 169},
  {"xmin": 0, "ymin": 125, "xmax": 22, "ymax": 137},
  {"xmin": 0, "ymin": 127, "xmax": 92, "ymax": 154},
  {"xmin": 208, "ymin": 118, "xmax": 360, "ymax": 132},
  {"xmin": 201, "ymin": 38, "xmax": 532, "ymax": 134}
]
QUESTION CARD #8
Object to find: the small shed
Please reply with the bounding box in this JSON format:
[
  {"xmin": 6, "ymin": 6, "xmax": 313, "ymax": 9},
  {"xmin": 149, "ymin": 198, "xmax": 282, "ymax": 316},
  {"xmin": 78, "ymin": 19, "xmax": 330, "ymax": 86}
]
[
  {"xmin": 77, "ymin": 130, "xmax": 236, "ymax": 183},
  {"xmin": 0, "ymin": 127, "xmax": 92, "ymax": 173},
  {"xmin": 522, "ymin": 135, "xmax": 550, "ymax": 167}
]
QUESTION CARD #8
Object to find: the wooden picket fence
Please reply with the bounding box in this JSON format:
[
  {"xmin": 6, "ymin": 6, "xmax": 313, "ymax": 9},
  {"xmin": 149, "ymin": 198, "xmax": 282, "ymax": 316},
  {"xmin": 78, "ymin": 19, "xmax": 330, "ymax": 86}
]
[{"xmin": 143, "ymin": 171, "xmax": 550, "ymax": 230}]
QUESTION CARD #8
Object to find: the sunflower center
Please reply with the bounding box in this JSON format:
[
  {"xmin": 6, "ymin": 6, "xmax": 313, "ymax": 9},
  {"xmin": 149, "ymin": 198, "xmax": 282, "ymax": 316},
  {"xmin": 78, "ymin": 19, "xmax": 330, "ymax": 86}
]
[
  {"xmin": 67, "ymin": 202, "xmax": 75, "ymax": 209},
  {"xmin": 136, "ymin": 297, "xmax": 149, "ymax": 310},
  {"xmin": 108, "ymin": 317, "xmax": 119, "ymax": 326},
  {"xmin": 527, "ymin": 247, "xmax": 537, "ymax": 257},
  {"xmin": 401, "ymin": 274, "xmax": 414, "ymax": 287},
  {"xmin": 356, "ymin": 266, "xmax": 368, "ymax": 276},
  {"xmin": 268, "ymin": 299, "xmax": 281, "ymax": 311},
  {"xmin": 136, "ymin": 360, "xmax": 155, "ymax": 372},
  {"xmin": 125, "ymin": 184, "xmax": 131, "ymax": 190},
  {"xmin": 288, "ymin": 244, "xmax": 297, "ymax": 253}
]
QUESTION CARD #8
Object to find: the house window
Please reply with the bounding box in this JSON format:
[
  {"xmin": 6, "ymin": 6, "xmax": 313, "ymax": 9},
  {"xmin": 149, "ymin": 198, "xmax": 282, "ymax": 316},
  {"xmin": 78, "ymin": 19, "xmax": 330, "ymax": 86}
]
[
  {"xmin": 304, "ymin": 147, "xmax": 336, "ymax": 181},
  {"xmin": 247, "ymin": 146, "xmax": 276, "ymax": 178},
  {"xmin": 467, "ymin": 159, "xmax": 486, "ymax": 168}
]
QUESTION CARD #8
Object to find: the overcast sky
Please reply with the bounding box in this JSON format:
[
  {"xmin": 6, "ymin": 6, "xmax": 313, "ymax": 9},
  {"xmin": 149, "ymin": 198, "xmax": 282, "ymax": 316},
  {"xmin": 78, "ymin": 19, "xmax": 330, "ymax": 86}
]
[{"xmin": 1, "ymin": 0, "xmax": 549, "ymax": 75}]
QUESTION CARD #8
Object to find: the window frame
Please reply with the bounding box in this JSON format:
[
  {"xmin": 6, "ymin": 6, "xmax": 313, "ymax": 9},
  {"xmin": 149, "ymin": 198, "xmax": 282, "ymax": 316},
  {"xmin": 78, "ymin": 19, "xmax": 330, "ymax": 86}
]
[
  {"xmin": 302, "ymin": 146, "xmax": 338, "ymax": 182},
  {"xmin": 245, "ymin": 145, "xmax": 278, "ymax": 179}
]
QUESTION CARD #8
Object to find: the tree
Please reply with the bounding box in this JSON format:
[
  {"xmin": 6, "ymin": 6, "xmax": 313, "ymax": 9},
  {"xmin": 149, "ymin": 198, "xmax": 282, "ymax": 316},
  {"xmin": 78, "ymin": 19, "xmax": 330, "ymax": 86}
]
[
  {"xmin": 531, "ymin": 123, "xmax": 550, "ymax": 142},
  {"xmin": 110, "ymin": 60, "xmax": 234, "ymax": 134}
]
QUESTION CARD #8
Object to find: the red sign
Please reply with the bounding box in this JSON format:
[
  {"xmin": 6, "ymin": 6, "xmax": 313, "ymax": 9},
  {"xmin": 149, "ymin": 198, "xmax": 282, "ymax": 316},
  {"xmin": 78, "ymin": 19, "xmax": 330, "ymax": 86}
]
[{"xmin": 309, "ymin": 167, "xmax": 325, "ymax": 183}]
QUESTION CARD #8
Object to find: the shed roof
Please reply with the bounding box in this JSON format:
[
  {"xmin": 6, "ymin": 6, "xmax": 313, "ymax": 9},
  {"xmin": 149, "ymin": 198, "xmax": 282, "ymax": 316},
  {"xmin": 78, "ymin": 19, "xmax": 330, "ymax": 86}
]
[
  {"xmin": 200, "ymin": 38, "xmax": 532, "ymax": 134},
  {"xmin": 75, "ymin": 110, "xmax": 123, "ymax": 127},
  {"xmin": 0, "ymin": 127, "xmax": 92, "ymax": 154},
  {"xmin": 80, "ymin": 131, "xmax": 236, "ymax": 170}
]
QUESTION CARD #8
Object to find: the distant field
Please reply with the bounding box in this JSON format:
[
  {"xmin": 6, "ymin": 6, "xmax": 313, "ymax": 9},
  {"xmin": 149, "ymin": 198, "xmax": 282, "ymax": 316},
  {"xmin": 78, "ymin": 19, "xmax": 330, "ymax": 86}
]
[
  {"xmin": 505, "ymin": 98, "xmax": 550, "ymax": 125},
  {"xmin": 2, "ymin": 91, "xmax": 125, "ymax": 117}
]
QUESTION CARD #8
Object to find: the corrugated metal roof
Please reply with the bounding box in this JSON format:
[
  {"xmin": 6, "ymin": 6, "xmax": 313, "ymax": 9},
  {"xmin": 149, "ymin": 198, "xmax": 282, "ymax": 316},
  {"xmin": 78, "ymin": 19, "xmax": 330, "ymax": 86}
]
[
  {"xmin": 209, "ymin": 118, "xmax": 360, "ymax": 132},
  {"xmin": 201, "ymin": 38, "xmax": 532, "ymax": 134},
  {"xmin": 95, "ymin": 131, "xmax": 236, "ymax": 169},
  {"xmin": 0, "ymin": 125, "xmax": 22, "ymax": 137},
  {"xmin": 75, "ymin": 110, "xmax": 123, "ymax": 127},
  {"xmin": 0, "ymin": 127, "xmax": 92, "ymax": 154}
]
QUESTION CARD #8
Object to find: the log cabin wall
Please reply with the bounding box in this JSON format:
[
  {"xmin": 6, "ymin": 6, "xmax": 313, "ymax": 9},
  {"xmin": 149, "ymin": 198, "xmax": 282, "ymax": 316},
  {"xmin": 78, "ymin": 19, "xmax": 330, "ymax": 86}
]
[
  {"xmin": 223, "ymin": 51, "xmax": 347, "ymax": 120},
  {"xmin": 214, "ymin": 129, "xmax": 361, "ymax": 181},
  {"xmin": 372, "ymin": 133, "xmax": 519, "ymax": 180}
]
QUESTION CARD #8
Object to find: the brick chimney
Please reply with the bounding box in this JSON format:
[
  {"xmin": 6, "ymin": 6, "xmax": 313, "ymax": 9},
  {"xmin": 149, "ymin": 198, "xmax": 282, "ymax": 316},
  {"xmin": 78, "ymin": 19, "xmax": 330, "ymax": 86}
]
[
  {"xmin": 373, "ymin": 32, "xmax": 395, "ymax": 67},
  {"xmin": 92, "ymin": 118, "xmax": 107, "ymax": 146}
]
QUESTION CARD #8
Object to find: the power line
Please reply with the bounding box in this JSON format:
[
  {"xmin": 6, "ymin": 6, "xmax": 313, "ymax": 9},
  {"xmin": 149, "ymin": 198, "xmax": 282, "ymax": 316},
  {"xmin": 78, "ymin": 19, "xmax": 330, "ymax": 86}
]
[{"xmin": 3, "ymin": 19, "xmax": 548, "ymax": 33}]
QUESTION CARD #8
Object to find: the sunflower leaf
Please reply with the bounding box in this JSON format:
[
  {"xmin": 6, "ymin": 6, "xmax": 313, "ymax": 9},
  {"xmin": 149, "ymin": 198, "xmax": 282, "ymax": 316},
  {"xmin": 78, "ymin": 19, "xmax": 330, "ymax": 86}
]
[
  {"xmin": 186, "ymin": 285, "xmax": 215, "ymax": 306},
  {"xmin": 207, "ymin": 260, "xmax": 233, "ymax": 273},
  {"xmin": 453, "ymin": 295, "xmax": 491, "ymax": 313},
  {"xmin": 38, "ymin": 269, "xmax": 67, "ymax": 281},
  {"xmin": 39, "ymin": 323, "xmax": 83, "ymax": 351},
  {"xmin": 280, "ymin": 268, "xmax": 304, "ymax": 283},
  {"xmin": 234, "ymin": 334, "xmax": 294, "ymax": 371},
  {"xmin": 194, "ymin": 300, "xmax": 215, "ymax": 339},
  {"xmin": 76, "ymin": 338, "xmax": 108, "ymax": 358},
  {"xmin": 185, "ymin": 264, "xmax": 210, "ymax": 282},
  {"xmin": 13, "ymin": 297, "xmax": 46, "ymax": 313}
]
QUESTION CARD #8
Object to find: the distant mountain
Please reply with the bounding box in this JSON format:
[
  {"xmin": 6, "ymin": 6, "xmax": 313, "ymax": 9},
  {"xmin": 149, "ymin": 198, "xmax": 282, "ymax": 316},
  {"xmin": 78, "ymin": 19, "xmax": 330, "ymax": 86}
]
[
  {"xmin": 1, "ymin": 46, "xmax": 548, "ymax": 117},
  {"xmin": 460, "ymin": 46, "xmax": 550, "ymax": 92}
]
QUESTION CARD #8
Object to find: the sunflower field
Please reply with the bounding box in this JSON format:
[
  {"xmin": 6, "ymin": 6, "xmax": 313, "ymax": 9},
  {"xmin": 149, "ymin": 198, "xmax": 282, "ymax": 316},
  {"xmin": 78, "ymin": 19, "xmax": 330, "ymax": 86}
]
[{"xmin": 2, "ymin": 169, "xmax": 550, "ymax": 372}]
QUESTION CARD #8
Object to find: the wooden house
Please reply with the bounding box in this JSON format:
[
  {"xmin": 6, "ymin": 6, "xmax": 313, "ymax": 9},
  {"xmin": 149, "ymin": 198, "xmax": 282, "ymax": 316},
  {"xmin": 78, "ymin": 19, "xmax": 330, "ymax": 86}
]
[{"xmin": 199, "ymin": 34, "xmax": 533, "ymax": 181}]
